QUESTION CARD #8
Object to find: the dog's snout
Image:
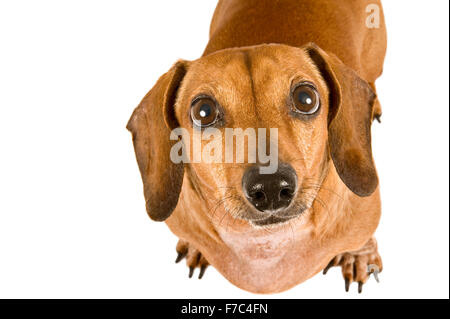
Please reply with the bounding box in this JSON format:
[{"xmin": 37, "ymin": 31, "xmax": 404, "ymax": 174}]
[{"xmin": 242, "ymin": 164, "xmax": 298, "ymax": 213}]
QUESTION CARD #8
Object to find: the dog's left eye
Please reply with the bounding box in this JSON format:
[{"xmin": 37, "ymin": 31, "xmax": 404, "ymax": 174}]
[
  {"xmin": 291, "ymin": 83, "xmax": 321, "ymax": 115},
  {"xmin": 191, "ymin": 97, "xmax": 220, "ymax": 127}
]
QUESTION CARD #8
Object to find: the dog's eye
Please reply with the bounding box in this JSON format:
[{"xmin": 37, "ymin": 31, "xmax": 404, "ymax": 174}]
[
  {"xmin": 191, "ymin": 97, "xmax": 219, "ymax": 127},
  {"xmin": 292, "ymin": 83, "xmax": 320, "ymax": 115}
]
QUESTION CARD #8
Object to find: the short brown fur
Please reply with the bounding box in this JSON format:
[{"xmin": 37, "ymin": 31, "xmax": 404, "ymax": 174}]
[{"xmin": 128, "ymin": 0, "xmax": 386, "ymax": 293}]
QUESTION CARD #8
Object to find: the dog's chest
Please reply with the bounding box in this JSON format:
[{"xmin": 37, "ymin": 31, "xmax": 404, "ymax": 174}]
[
  {"xmin": 219, "ymin": 228, "xmax": 297, "ymax": 263},
  {"xmin": 217, "ymin": 223, "xmax": 316, "ymax": 283}
]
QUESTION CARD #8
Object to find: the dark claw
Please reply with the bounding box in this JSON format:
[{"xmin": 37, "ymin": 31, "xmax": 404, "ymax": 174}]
[
  {"xmin": 323, "ymin": 260, "xmax": 334, "ymax": 275},
  {"xmin": 375, "ymin": 114, "xmax": 382, "ymax": 123},
  {"xmin": 198, "ymin": 265, "xmax": 207, "ymax": 279},
  {"xmin": 373, "ymin": 271, "xmax": 380, "ymax": 283},
  {"xmin": 188, "ymin": 267, "xmax": 195, "ymax": 278},
  {"xmin": 358, "ymin": 282, "xmax": 363, "ymax": 294},
  {"xmin": 345, "ymin": 278, "xmax": 350, "ymax": 292},
  {"xmin": 175, "ymin": 251, "xmax": 187, "ymax": 263}
]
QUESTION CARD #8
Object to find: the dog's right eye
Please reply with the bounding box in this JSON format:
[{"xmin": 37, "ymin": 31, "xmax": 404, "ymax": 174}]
[
  {"xmin": 190, "ymin": 97, "xmax": 220, "ymax": 127},
  {"xmin": 291, "ymin": 83, "xmax": 321, "ymax": 115}
]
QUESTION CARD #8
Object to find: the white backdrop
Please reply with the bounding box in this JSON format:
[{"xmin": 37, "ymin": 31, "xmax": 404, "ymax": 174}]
[{"xmin": 0, "ymin": 0, "xmax": 448, "ymax": 299}]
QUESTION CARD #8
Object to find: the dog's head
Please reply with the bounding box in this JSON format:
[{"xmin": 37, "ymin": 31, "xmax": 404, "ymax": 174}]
[{"xmin": 127, "ymin": 43, "xmax": 377, "ymax": 227}]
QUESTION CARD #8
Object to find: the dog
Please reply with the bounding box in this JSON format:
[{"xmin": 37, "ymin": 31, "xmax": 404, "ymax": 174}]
[{"xmin": 127, "ymin": 0, "xmax": 387, "ymax": 294}]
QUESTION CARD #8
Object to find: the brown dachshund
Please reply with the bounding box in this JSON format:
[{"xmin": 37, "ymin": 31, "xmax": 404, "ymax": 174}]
[{"xmin": 127, "ymin": 0, "xmax": 387, "ymax": 294}]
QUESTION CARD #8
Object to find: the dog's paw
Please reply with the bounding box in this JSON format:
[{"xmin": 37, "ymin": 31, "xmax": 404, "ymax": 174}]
[
  {"xmin": 175, "ymin": 239, "xmax": 209, "ymax": 279},
  {"xmin": 323, "ymin": 238, "xmax": 382, "ymax": 293}
]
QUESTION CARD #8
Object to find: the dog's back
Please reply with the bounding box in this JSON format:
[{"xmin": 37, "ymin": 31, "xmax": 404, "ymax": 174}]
[{"xmin": 205, "ymin": 0, "xmax": 387, "ymax": 84}]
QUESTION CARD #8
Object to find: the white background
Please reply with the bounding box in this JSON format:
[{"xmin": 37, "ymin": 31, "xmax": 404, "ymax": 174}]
[{"xmin": 0, "ymin": 0, "xmax": 448, "ymax": 299}]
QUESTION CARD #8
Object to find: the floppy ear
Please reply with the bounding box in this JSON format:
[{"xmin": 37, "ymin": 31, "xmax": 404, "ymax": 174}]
[
  {"xmin": 305, "ymin": 44, "xmax": 378, "ymax": 197},
  {"xmin": 127, "ymin": 61, "xmax": 187, "ymax": 221}
]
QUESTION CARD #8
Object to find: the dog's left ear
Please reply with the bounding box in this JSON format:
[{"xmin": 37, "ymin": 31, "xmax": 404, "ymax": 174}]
[
  {"xmin": 127, "ymin": 61, "xmax": 188, "ymax": 221},
  {"xmin": 305, "ymin": 43, "xmax": 378, "ymax": 197}
]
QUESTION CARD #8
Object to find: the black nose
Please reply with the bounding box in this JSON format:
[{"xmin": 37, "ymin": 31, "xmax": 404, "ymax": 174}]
[{"xmin": 242, "ymin": 164, "xmax": 297, "ymax": 212}]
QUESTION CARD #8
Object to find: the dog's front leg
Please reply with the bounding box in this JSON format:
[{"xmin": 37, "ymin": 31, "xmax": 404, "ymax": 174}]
[
  {"xmin": 323, "ymin": 238, "xmax": 383, "ymax": 293},
  {"xmin": 175, "ymin": 239, "xmax": 210, "ymax": 279}
]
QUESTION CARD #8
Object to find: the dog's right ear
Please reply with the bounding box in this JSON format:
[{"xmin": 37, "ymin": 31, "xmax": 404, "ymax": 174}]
[
  {"xmin": 305, "ymin": 43, "xmax": 378, "ymax": 197},
  {"xmin": 127, "ymin": 61, "xmax": 188, "ymax": 221}
]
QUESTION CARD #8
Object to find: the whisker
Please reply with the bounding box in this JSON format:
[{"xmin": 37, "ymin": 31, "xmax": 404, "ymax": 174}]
[
  {"xmin": 209, "ymin": 194, "xmax": 239, "ymax": 223},
  {"xmin": 298, "ymin": 189, "xmax": 331, "ymax": 215},
  {"xmin": 226, "ymin": 202, "xmax": 245, "ymax": 232},
  {"xmin": 288, "ymin": 219, "xmax": 296, "ymax": 242},
  {"xmin": 301, "ymin": 180, "xmax": 344, "ymax": 202}
]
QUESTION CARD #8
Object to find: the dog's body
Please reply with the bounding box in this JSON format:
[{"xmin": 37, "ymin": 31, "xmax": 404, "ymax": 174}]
[{"xmin": 128, "ymin": 0, "xmax": 387, "ymax": 293}]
